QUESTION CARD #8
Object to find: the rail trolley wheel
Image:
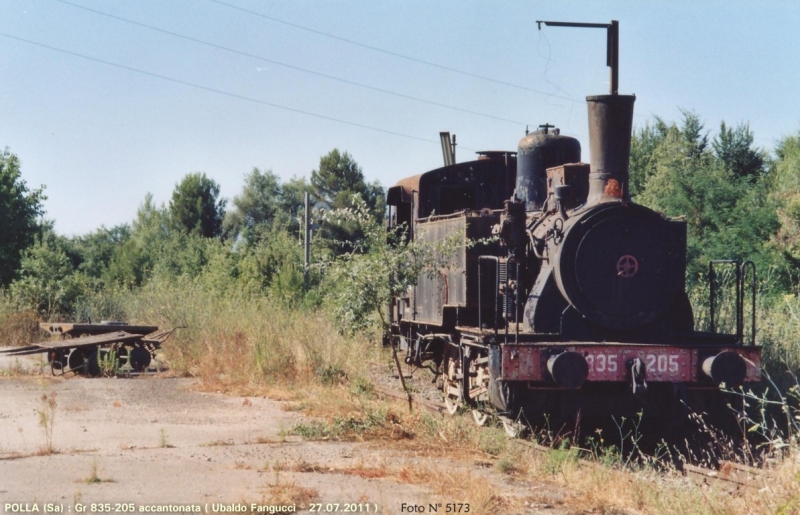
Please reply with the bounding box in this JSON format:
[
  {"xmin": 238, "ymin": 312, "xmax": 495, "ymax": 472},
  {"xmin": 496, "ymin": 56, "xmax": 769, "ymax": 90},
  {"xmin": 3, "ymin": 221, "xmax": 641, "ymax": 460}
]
[
  {"xmin": 442, "ymin": 345, "xmax": 462, "ymax": 415},
  {"xmin": 129, "ymin": 346, "xmax": 151, "ymax": 372},
  {"xmin": 48, "ymin": 349, "xmax": 68, "ymax": 376}
]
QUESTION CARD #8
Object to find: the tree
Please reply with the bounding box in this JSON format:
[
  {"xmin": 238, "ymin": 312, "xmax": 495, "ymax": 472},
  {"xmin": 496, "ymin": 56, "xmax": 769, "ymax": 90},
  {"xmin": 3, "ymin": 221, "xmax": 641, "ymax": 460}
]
[
  {"xmin": 712, "ymin": 121, "xmax": 766, "ymax": 180},
  {"xmin": 71, "ymin": 224, "xmax": 131, "ymax": 279},
  {"xmin": 11, "ymin": 232, "xmax": 87, "ymax": 320},
  {"xmin": 310, "ymin": 150, "xmax": 385, "ymax": 253},
  {"xmin": 634, "ymin": 114, "xmax": 778, "ymax": 285},
  {"xmin": 311, "ymin": 149, "xmax": 366, "ymax": 208},
  {"xmin": 0, "ymin": 149, "xmax": 46, "ymax": 286},
  {"xmin": 768, "ymin": 132, "xmax": 800, "ymax": 287},
  {"xmin": 277, "ymin": 176, "xmax": 314, "ymax": 234},
  {"xmin": 169, "ymin": 173, "xmax": 226, "ymax": 238},
  {"xmin": 223, "ymin": 168, "xmax": 282, "ymax": 242},
  {"xmin": 105, "ymin": 194, "xmax": 166, "ymax": 288}
]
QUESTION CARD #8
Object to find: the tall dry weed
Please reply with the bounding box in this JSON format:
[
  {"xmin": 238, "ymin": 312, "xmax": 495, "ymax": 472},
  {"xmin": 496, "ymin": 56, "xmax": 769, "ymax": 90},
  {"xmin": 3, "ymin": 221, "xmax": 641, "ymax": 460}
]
[
  {"xmin": 117, "ymin": 279, "xmax": 378, "ymax": 391},
  {"xmin": 0, "ymin": 296, "xmax": 41, "ymax": 348}
]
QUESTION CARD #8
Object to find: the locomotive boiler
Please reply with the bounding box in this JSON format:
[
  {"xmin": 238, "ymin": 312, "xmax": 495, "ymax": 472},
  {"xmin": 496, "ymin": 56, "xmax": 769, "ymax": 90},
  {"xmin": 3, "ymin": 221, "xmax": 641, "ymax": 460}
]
[{"xmin": 386, "ymin": 21, "xmax": 760, "ymax": 437}]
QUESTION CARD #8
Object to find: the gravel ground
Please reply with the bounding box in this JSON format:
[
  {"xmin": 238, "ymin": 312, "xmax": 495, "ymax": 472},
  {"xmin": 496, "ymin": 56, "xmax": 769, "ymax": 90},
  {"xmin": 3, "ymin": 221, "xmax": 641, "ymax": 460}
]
[{"xmin": 0, "ymin": 354, "xmax": 568, "ymax": 514}]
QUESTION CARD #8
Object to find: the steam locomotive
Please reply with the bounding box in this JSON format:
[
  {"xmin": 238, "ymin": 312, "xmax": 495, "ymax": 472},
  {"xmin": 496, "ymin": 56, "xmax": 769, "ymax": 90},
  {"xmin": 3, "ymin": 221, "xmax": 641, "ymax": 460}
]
[{"xmin": 386, "ymin": 90, "xmax": 761, "ymax": 438}]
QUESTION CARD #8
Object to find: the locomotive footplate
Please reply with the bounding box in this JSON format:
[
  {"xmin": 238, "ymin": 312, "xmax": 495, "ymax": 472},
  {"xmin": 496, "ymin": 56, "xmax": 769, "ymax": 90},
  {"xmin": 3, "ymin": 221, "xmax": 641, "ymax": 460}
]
[{"xmin": 494, "ymin": 343, "xmax": 760, "ymax": 386}]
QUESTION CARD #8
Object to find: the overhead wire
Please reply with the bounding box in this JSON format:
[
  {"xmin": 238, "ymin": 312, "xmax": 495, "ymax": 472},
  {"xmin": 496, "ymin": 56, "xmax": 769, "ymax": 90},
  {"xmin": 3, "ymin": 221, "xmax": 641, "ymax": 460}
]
[
  {"xmin": 205, "ymin": 0, "xmax": 585, "ymax": 105},
  {"xmin": 53, "ymin": 0, "xmax": 534, "ymax": 128},
  {"xmin": 0, "ymin": 31, "xmax": 473, "ymax": 148}
]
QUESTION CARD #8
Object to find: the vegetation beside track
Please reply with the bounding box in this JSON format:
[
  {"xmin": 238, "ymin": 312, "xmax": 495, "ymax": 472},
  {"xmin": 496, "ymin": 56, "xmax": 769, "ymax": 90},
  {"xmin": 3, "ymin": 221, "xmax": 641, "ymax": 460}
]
[{"xmin": 3, "ymin": 121, "xmax": 800, "ymax": 513}]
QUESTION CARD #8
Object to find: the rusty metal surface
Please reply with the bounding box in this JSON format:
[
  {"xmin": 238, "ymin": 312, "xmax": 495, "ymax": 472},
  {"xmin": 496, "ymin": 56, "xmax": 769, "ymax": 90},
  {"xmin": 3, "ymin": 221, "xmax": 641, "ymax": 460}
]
[
  {"xmin": 414, "ymin": 216, "xmax": 467, "ymax": 325},
  {"xmin": 412, "ymin": 213, "xmax": 501, "ymax": 326},
  {"xmin": 501, "ymin": 346, "xmax": 538, "ymax": 380},
  {"xmin": 586, "ymin": 94, "xmax": 636, "ymax": 204},
  {"xmin": 516, "ymin": 128, "xmax": 581, "ymax": 211},
  {"xmin": 386, "ymin": 175, "xmax": 421, "ymax": 206},
  {"xmin": 497, "ymin": 343, "xmax": 761, "ymax": 384},
  {"xmin": 373, "ymin": 385, "xmax": 446, "ymax": 414},
  {"xmin": 684, "ymin": 460, "xmax": 767, "ymax": 490},
  {"xmin": 546, "ymin": 163, "xmax": 590, "ymax": 209},
  {"xmin": 40, "ymin": 323, "xmax": 159, "ymax": 336},
  {"xmin": 1, "ymin": 331, "xmax": 144, "ymax": 356}
]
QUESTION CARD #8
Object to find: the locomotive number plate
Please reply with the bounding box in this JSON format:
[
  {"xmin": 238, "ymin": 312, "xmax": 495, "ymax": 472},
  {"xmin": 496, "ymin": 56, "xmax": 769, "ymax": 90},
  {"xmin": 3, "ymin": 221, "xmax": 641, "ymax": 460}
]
[
  {"xmin": 582, "ymin": 349, "xmax": 625, "ymax": 381},
  {"xmin": 579, "ymin": 347, "xmax": 693, "ymax": 382},
  {"xmin": 622, "ymin": 348, "xmax": 693, "ymax": 382}
]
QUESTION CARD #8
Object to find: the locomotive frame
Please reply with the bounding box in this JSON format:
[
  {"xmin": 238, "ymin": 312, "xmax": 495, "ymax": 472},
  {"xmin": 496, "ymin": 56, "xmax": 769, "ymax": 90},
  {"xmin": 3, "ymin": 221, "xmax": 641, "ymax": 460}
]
[{"xmin": 386, "ymin": 20, "xmax": 761, "ymax": 438}]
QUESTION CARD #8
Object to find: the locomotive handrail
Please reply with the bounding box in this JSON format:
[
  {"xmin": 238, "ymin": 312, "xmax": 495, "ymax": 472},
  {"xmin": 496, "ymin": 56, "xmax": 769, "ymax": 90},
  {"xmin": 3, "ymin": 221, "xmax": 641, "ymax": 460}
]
[
  {"xmin": 741, "ymin": 260, "xmax": 757, "ymax": 346},
  {"xmin": 708, "ymin": 259, "xmax": 756, "ymax": 345},
  {"xmin": 709, "ymin": 259, "xmax": 738, "ymax": 337},
  {"xmin": 478, "ymin": 256, "xmax": 501, "ymax": 336}
]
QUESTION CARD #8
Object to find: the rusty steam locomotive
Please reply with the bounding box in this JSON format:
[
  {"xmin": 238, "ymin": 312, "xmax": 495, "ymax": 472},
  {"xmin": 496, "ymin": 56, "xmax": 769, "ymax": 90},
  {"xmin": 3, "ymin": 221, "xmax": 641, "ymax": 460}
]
[{"xmin": 386, "ymin": 21, "xmax": 761, "ymax": 437}]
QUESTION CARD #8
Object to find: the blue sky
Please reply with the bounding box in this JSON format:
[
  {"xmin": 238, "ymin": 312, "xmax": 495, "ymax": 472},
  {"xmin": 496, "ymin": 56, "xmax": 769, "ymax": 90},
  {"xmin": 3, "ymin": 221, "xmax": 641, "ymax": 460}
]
[{"xmin": 2, "ymin": 0, "xmax": 798, "ymax": 235}]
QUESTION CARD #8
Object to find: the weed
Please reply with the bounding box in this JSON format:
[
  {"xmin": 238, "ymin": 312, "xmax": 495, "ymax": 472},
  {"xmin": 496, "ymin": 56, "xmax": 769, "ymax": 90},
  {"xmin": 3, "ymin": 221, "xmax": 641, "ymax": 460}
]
[
  {"xmin": 203, "ymin": 440, "xmax": 234, "ymax": 447},
  {"xmin": 494, "ymin": 457, "xmax": 517, "ymax": 474},
  {"xmin": 97, "ymin": 349, "xmax": 119, "ymax": 376},
  {"xmin": 37, "ymin": 392, "xmax": 57, "ymax": 454},
  {"xmin": 477, "ymin": 427, "xmax": 506, "ymax": 457},
  {"xmin": 543, "ymin": 442, "xmax": 579, "ymax": 477},
  {"xmin": 158, "ymin": 428, "xmax": 173, "ymax": 448},
  {"xmin": 267, "ymin": 482, "xmax": 319, "ymax": 506},
  {"xmin": 84, "ymin": 460, "xmax": 114, "ymax": 484},
  {"xmin": 317, "ymin": 365, "xmax": 347, "ymax": 385}
]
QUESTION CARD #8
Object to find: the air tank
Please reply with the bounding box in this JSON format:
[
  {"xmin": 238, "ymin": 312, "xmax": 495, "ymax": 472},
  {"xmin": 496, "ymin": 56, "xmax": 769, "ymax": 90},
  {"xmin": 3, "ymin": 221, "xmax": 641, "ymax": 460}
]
[{"xmin": 516, "ymin": 127, "xmax": 581, "ymax": 212}]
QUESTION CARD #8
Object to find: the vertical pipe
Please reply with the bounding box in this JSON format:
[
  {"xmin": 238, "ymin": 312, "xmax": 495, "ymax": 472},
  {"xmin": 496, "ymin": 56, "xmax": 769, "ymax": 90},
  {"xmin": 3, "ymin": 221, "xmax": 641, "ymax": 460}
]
[
  {"xmin": 608, "ymin": 20, "xmax": 619, "ymax": 95},
  {"xmin": 736, "ymin": 261, "xmax": 743, "ymax": 342},
  {"xmin": 494, "ymin": 259, "xmax": 499, "ymax": 337},
  {"xmin": 304, "ymin": 192, "xmax": 310, "ymax": 292},
  {"xmin": 709, "ymin": 262, "xmax": 716, "ymax": 334},
  {"xmin": 504, "ymin": 260, "xmax": 509, "ymax": 345},
  {"xmin": 478, "ymin": 261, "xmax": 482, "ymax": 331},
  {"xmin": 515, "ymin": 261, "xmax": 520, "ymax": 344}
]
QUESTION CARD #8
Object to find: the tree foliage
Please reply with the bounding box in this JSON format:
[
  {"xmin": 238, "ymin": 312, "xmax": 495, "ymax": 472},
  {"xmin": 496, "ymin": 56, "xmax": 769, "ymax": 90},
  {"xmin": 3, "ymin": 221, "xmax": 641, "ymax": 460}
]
[
  {"xmin": 310, "ymin": 150, "xmax": 385, "ymax": 254},
  {"xmin": 768, "ymin": 133, "xmax": 800, "ymax": 286},
  {"xmin": 321, "ymin": 197, "xmax": 460, "ymax": 335},
  {"xmin": 169, "ymin": 173, "xmax": 226, "ymax": 238},
  {"xmin": 223, "ymin": 168, "xmax": 282, "ymax": 241},
  {"xmin": 712, "ymin": 121, "xmax": 766, "ymax": 180},
  {"xmin": 632, "ymin": 113, "xmax": 779, "ymax": 286},
  {"xmin": 10, "ymin": 232, "xmax": 87, "ymax": 320},
  {"xmin": 0, "ymin": 149, "xmax": 45, "ymax": 286},
  {"xmin": 223, "ymin": 169, "xmax": 313, "ymax": 243}
]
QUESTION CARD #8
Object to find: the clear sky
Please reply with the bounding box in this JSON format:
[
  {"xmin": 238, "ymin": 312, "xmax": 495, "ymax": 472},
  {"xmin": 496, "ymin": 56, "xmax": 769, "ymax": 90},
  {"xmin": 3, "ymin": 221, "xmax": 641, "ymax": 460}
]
[{"xmin": 2, "ymin": 0, "xmax": 798, "ymax": 236}]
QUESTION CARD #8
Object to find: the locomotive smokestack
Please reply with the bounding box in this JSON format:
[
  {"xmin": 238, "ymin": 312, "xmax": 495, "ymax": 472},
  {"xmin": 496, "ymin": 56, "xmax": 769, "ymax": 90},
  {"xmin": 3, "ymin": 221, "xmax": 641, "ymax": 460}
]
[{"xmin": 586, "ymin": 94, "xmax": 636, "ymax": 204}]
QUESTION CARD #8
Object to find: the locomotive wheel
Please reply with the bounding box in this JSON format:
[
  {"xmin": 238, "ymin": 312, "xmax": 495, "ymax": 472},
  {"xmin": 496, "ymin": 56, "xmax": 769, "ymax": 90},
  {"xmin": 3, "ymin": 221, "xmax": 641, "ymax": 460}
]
[
  {"xmin": 472, "ymin": 409, "xmax": 489, "ymax": 426},
  {"xmin": 465, "ymin": 353, "xmax": 490, "ymax": 426},
  {"xmin": 442, "ymin": 346, "xmax": 462, "ymax": 415},
  {"xmin": 499, "ymin": 415, "xmax": 527, "ymax": 439}
]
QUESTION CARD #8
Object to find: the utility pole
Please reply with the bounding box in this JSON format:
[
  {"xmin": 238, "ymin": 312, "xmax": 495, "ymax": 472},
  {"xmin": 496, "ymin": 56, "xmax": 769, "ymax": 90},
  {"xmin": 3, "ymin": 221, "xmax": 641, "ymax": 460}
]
[{"xmin": 304, "ymin": 192, "xmax": 310, "ymax": 292}]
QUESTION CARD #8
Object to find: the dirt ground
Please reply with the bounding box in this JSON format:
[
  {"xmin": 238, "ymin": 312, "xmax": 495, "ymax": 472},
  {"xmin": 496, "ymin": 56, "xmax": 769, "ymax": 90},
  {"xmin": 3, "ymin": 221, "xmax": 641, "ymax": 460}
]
[{"xmin": 0, "ymin": 356, "xmax": 567, "ymax": 515}]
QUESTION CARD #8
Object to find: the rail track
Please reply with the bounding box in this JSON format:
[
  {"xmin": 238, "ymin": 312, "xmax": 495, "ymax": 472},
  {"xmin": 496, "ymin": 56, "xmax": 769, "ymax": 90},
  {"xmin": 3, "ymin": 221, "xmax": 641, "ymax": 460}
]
[{"xmin": 373, "ymin": 383, "xmax": 768, "ymax": 489}]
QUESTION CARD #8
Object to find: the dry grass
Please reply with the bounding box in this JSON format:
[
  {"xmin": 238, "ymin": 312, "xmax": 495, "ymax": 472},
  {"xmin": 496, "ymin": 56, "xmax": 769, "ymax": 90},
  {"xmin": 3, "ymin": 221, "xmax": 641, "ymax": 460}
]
[
  {"xmin": 284, "ymin": 385, "xmax": 800, "ymax": 515},
  {"xmin": 265, "ymin": 482, "xmax": 319, "ymax": 506},
  {"xmin": 117, "ymin": 282, "xmax": 380, "ymax": 395},
  {"xmin": 5, "ymin": 281, "xmax": 800, "ymax": 513},
  {"xmin": 0, "ymin": 308, "xmax": 41, "ymax": 348}
]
